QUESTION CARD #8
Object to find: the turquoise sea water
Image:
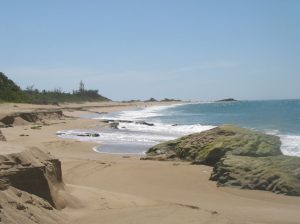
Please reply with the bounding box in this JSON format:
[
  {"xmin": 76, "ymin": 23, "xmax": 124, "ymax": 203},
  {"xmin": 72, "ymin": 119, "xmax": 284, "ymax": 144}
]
[
  {"xmin": 58, "ymin": 100, "xmax": 300, "ymax": 156},
  {"xmin": 150, "ymin": 100, "xmax": 300, "ymax": 135}
]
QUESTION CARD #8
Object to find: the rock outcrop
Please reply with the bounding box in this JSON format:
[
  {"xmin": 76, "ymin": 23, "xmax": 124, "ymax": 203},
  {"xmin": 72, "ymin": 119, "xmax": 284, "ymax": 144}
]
[
  {"xmin": 104, "ymin": 119, "xmax": 155, "ymax": 129},
  {"xmin": 145, "ymin": 125, "xmax": 281, "ymax": 165},
  {"xmin": 0, "ymin": 130, "xmax": 6, "ymax": 141},
  {"xmin": 210, "ymin": 155, "xmax": 300, "ymax": 196},
  {"xmin": 143, "ymin": 125, "xmax": 300, "ymax": 196}
]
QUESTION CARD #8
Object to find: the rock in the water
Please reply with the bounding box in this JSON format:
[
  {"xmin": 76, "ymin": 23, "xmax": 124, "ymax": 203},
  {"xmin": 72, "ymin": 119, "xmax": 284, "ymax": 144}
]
[
  {"xmin": 210, "ymin": 155, "xmax": 300, "ymax": 196},
  {"xmin": 76, "ymin": 133, "xmax": 100, "ymax": 137},
  {"xmin": 136, "ymin": 121, "xmax": 154, "ymax": 126},
  {"xmin": 109, "ymin": 122, "xmax": 119, "ymax": 129},
  {"xmin": 145, "ymin": 125, "xmax": 281, "ymax": 165},
  {"xmin": 0, "ymin": 130, "xmax": 6, "ymax": 141}
]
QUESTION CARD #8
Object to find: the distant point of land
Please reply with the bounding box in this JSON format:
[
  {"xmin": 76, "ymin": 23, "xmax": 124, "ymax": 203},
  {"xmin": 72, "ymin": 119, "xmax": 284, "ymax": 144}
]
[
  {"xmin": 122, "ymin": 98, "xmax": 182, "ymax": 103},
  {"xmin": 216, "ymin": 98, "xmax": 238, "ymax": 102}
]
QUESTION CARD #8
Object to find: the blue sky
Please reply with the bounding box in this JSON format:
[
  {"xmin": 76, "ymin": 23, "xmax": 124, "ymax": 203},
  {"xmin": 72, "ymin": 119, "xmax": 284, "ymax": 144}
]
[{"xmin": 1, "ymin": 0, "xmax": 299, "ymax": 101}]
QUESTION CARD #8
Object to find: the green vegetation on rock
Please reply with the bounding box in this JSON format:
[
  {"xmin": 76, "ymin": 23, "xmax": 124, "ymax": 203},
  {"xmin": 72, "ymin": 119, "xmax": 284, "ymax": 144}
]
[
  {"xmin": 146, "ymin": 125, "xmax": 281, "ymax": 165},
  {"xmin": 210, "ymin": 155, "xmax": 300, "ymax": 196},
  {"xmin": 144, "ymin": 124, "xmax": 300, "ymax": 196}
]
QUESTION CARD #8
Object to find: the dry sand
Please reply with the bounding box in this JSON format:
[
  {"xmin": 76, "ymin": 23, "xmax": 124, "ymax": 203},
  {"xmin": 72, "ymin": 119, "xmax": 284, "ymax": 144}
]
[{"xmin": 1, "ymin": 101, "xmax": 300, "ymax": 224}]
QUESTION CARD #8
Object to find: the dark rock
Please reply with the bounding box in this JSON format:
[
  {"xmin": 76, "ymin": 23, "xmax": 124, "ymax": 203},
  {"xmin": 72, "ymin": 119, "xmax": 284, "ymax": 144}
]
[
  {"xmin": 103, "ymin": 119, "xmax": 133, "ymax": 124},
  {"xmin": 105, "ymin": 119, "xmax": 154, "ymax": 127},
  {"xmin": 76, "ymin": 133, "xmax": 89, "ymax": 137},
  {"xmin": 76, "ymin": 133, "xmax": 100, "ymax": 137},
  {"xmin": 109, "ymin": 122, "xmax": 119, "ymax": 129},
  {"xmin": 136, "ymin": 121, "xmax": 154, "ymax": 126}
]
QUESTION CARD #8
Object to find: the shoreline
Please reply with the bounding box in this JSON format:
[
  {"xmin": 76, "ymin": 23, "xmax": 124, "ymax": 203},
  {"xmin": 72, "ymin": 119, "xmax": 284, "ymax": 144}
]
[
  {"xmin": 91, "ymin": 145, "xmax": 147, "ymax": 155},
  {"xmin": 1, "ymin": 101, "xmax": 300, "ymax": 224},
  {"xmin": 56, "ymin": 102, "xmax": 298, "ymax": 158}
]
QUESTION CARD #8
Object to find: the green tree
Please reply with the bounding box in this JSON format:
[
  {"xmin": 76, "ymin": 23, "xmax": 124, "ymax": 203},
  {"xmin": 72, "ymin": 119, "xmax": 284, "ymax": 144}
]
[{"xmin": 0, "ymin": 72, "xmax": 28, "ymax": 102}]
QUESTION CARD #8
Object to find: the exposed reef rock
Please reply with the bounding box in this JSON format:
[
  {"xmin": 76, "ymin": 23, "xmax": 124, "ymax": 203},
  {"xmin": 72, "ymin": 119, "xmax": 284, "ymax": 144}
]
[
  {"xmin": 143, "ymin": 125, "xmax": 300, "ymax": 196},
  {"xmin": 136, "ymin": 121, "xmax": 154, "ymax": 126},
  {"xmin": 109, "ymin": 122, "xmax": 119, "ymax": 129},
  {"xmin": 210, "ymin": 155, "xmax": 300, "ymax": 196},
  {"xmin": 0, "ymin": 110, "xmax": 64, "ymax": 126},
  {"xmin": 145, "ymin": 125, "xmax": 281, "ymax": 165},
  {"xmin": 0, "ymin": 130, "xmax": 6, "ymax": 141},
  {"xmin": 104, "ymin": 119, "xmax": 155, "ymax": 129}
]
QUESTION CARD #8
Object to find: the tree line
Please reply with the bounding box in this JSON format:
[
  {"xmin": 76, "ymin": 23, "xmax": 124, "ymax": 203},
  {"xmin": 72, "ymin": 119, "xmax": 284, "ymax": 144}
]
[{"xmin": 0, "ymin": 72, "xmax": 110, "ymax": 104}]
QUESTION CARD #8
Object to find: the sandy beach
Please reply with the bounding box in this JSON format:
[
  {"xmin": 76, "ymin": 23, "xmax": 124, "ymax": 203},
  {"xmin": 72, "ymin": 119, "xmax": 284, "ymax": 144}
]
[{"xmin": 1, "ymin": 101, "xmax": 300, "ymax": 224}]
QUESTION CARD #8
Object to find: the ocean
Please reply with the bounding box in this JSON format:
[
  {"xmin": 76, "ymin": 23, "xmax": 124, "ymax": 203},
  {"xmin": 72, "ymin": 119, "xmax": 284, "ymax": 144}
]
[{"xmin": 57, "ymin": 100, "xmax": 300, "ymax": 157}]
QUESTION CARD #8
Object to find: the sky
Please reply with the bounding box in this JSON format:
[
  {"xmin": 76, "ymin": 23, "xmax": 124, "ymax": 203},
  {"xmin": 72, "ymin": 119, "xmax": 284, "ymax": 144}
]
[{"xmin": 0, "ymin": 0, "xmax": 299, "ymax": 101}]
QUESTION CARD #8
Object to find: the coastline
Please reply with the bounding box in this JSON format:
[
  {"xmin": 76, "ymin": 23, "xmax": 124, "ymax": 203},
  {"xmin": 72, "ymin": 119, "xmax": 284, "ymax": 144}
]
[{"xmin": 1, "ymin": 101, "xmax": 300, "ymax": 224}]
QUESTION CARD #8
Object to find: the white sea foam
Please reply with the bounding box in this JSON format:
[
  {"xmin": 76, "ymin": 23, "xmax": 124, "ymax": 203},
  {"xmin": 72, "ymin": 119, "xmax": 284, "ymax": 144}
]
[
  {"xmin": 118, "ymin": 121, "xmax": 215, "ymax": 135},
  {"xmin": 57, "ymin": 121, "xmax": 215, "ymax": 146},
  {"xmin": 265, "ymin": 129, "xmax": 300, "ymax": 157},
  {"xmin": 57, "ymin": 103, "xmax": 216, "ymax": 154},
  {"xmin": 97, "ymin": 103, "xmax": 185, "ymax": 121},
  {"xmin": 56, "ymin": 130, "xmax": 102, "ymax": 142},
  {"xmin": 264, "ymin": 129, "xmax": 280, "ymax": 135},
  {"xmin": 58, "ymin": 102, "xmax": 300, "ymax": 156},
  {"xmin": 280, "ymin": 135, "xmax": 300, "ymax": 157}
]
